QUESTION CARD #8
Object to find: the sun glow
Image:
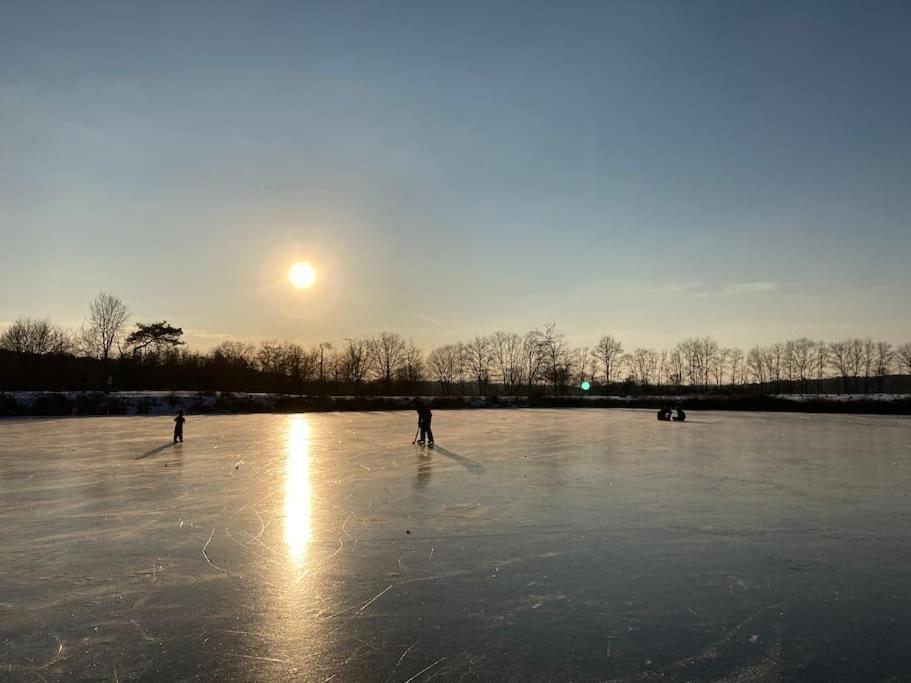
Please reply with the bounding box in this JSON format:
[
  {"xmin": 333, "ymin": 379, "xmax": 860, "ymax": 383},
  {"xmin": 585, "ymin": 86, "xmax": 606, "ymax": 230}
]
[
  {"xmin": 284, "ymin": 416, "xmax": 313, "ymax": 568},
  {"xmin": 288, "ymin": 261, "xmax": 316, "ymax": 289}
]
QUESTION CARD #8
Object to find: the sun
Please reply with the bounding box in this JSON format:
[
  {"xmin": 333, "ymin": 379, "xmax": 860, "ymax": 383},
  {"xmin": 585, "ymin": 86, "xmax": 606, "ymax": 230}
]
[{"xmin": 288, "ymin": 261, "xmax": 316, "ymax": 289}]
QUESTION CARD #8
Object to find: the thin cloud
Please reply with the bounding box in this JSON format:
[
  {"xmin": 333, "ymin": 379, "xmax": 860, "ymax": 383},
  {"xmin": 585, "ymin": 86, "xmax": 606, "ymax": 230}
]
[
  {"xmin": 183, "ymin": 328, "xmax": 233, "ymax": 340},
  {"xmin": 641, "ymin": 281, "xmax": 703, "ymax": 295},
  {"xmin": 409, "ymin": 313, "xmax": 450, "ymax": 328},
  {"xmin": 692, "ymin": 281, "xmax": 779, "ymax": 299}
]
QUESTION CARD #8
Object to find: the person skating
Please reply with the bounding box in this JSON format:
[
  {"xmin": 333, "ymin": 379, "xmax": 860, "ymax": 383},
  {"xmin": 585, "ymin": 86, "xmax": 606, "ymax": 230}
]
[
  {"xmin": 413, "ymin": 399, "xmax": 434, "ymax": 447},
  {"xmin": 657, "ymin": 405, "xmax": 672, "ymax": 421},
  {"xmin": 173, "ymin": 410, "xmax": 186, "ymax": 443},
  {"xmin": 673, "ymin": 406, "xmax": 687, "ymax": 422}
]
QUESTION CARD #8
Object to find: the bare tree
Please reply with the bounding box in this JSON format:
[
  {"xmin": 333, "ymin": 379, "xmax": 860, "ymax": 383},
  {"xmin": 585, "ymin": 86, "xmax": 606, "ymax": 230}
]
[
  {"xmin": 0, "ymin": 320, "xmax": 30, "ymax": 354},
  {"xmin": 328, "ymin": 346, "xmax": 343, "ymax": 384},
  {"xmin": 255, "ymin": 341, "xmax": 317, "ymax": 390},
  {"xmin": 213, "ymin": 340, "xmax": 257, "ymax": 367},
  {"xmin": 573, "ymin": 346, "xmax": 592, "ymax": 390},
  {"xmin": 790, "ymin": 338, "xmax": 814, "ymax": 393},
  {"xmin": 396, "ymin": 340, "xmax": 424, "ymax": 385},
  {"xmin": 595, "ymin": 335, "xmax": 624, "ymax": 387},
  {"xmin": 783, "ymin": 340, "xmax": 797, "ymax": 387},
  {"xmin": 712, "ymin": 348, "xmax": 731, "ymax": 390},
  {"xmin": 619, "ymin": 353, "xmax": 634, "ymax": 383},
  {"xmin": 746, "ymin": 346, "xmax": 767, "ymax": 390},
  {"xmin": 454, "ymin": 341, "xmax": 468, "ymax": 393},
  {"xmin": 694, "ymin": 338, "xmax": 716, "ymax": 390},
  {"xmin": 318, "ymin": 342, "xmax": 333, "ymax": 384},
  {"xmin": 428, "ymin": 344, "xmax": 460, "ymax": 394},
  {"xmin": 655, "ymin": 349, "xmax": 669, "ymax": 388},
  {"xmin": 632, "ymin": 348, "xmax": 659, "ymax": 390},
  {"xmin": 828, "ymin": 340, "xmax": 852, "ymax": 393},
  {"xmin": 255, "ymin": 341, "xmax": 313, "ymax": 381},
  {"xmin": 80, "ymin": 292, "xmax": 130, "ymax": 361},
  {"xmin": 666, "ymin": 348, "xmax": 684, "ymax": 391},
  {"xmin": 489, "ymin": 331, "xmax": 524, "ymax": 393},
  {"xmin": 466, "ymin": 335, "xmax": 490, "ymax": 395},
  {"xmin": 371, "ymin": 332, "xmax": 406, "ymax": 389},
  {"xmin": 257, "ymin": 340, "xmax": 284, "ymax": 373},
  {"xmin": 765, "ymin": 343, "xmax": 784, "ymax": 394},
  {"xmin": 874, "ymin": 341, "xmax": 894, "ymax": 392},
  {"xmin": 286, "ymin": 343, "xmax": 319, "ymax": 391},
  {"xmin": 542, "ymin": 323, "xmax": 571, "ymax": 395},
  {"xmin": 522, "ymin": 329, "xmax": 546, "ymax": 395},
  {"xmin": 0, "ymin": 318, "xmax": 70, "ymax": 355},
  {"xmin": 677, "ymin": 339, "xmax": 702, "ymax": 391},
  {"xmin": 813, "ymin": 340, "xmax": 829, "ymax": 394},
  {"xmin": 342, "ymin": 338, "xmax": 372, "ymax": 387},
  {"xmin": 728, "ymin": 348, "xmax": 745, "ymax": 388},
  {"xmin": 896, "ymin": 343, "xmax": 911, "ymax": 379},
  {"xmin": 848, "ymin": 338, "xmax": 865, "ymax": 392},
  {"xmin": 588, "ymin": 355, "xmax": 600, "ymax": 388},
  {"xmin": 861, "ymin": 338, "xmax": 876, "ymax": 394}
]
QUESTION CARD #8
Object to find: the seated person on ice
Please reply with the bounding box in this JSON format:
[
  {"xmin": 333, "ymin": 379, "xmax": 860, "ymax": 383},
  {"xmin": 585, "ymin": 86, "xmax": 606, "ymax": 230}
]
[
  {"xmin": 657, "ymin": 406, "xmax": 672, "ymax": 421},
  {"xmin": 413, "ymin": 399, "xmax": 434, "ymax": 447},
  {"xmin": 174, "ymin": 410, "xmax": 186, "ymax": 443},
  {"xmin": 673, "ymin": 406, "xmax": 686, "ymax": 422}
]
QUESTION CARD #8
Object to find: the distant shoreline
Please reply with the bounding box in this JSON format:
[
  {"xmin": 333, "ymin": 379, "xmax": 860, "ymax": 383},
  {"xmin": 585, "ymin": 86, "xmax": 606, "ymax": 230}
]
[{"xmin": 2, "ymin": 391, "xmax": 910, "ymax": 417}]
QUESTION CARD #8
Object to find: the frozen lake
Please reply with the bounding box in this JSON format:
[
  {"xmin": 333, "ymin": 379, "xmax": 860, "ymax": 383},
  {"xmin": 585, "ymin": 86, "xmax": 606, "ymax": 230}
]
[{"xmin": 1, "ymin": 409, "xmax": 910, "ymax": 681}]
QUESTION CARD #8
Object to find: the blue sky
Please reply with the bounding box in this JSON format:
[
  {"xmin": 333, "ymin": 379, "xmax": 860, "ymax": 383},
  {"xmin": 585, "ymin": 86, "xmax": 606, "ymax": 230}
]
[{"xmin": 2, "ymin": 0, "xmax": 910, "ymax": 350}]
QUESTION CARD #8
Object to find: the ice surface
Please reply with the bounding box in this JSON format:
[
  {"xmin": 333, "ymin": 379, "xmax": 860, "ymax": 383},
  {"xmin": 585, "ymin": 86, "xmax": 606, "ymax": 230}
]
[{"xmin": 1, "ymin": 409, "xmax": 910, "ymax": 680}]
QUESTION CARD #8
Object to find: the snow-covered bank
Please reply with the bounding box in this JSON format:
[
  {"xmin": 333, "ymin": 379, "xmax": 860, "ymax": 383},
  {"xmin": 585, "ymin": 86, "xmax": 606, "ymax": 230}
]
[
  {"xmin": 772, "ymin": 393, "xmax": 911, "ymax": 402},
  {"xmin": 2, "ymin": 391, "xmax": 911, "ymax": 416}
]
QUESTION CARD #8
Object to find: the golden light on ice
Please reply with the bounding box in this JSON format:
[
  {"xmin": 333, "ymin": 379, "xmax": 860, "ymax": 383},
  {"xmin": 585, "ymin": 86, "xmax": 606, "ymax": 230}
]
[
  {"xmin": 284, "ymin": 416, "xmax": 313, "ymax": 568},
  {"xmin": 288, "ymin": 261, "xmax": 316, "ymax": 289}
]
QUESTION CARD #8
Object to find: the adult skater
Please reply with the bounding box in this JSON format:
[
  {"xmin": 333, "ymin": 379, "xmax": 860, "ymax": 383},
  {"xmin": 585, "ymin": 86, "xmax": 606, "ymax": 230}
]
[
  {"xmin": 173, "ymin": 410, "xmax": 186, "ymax": 443},
  {"xmin": 673, "ymin": 406, "xmax": 687, "ymax": 422},
  {"xmin": 413, "ymin": 398, "xmax": 434, "ymax": 447}
]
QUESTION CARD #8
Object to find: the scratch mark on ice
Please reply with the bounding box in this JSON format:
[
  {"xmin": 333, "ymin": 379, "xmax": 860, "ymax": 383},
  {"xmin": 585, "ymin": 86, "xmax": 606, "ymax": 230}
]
[
  {"xmin": 396, "ymin": 640, "xmax": 418, "ymax": 668},
  {"xmin": 129, "ymin": 619, "xmax": 157, "ymax": 642},
  {"xmin": 202, "ymin": 527, "xmax": 227, "ymax": 572},
  {"xmin": 342, "ymin": 513, "xmax": 355, "ymax": 540},
  {"xmin": 326, "ymin": 538, "xmax": 344, "ymax": 560},
  {"xmin": 402, "ymin": 656, "xmax": 446, "ymax": 682},
  {"xmin": 223, "ymin": 652, "xmax": 287, "ymax": 664},
  {"xmin": 358, "ymin": 584, "xmax": 392, "ymax": 612}
]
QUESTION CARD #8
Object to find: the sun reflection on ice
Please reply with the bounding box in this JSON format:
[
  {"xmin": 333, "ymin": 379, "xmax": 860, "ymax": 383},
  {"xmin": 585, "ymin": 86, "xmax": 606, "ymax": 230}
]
[{"xmin": 284, "ymin": 416, "xmax": 312, "ymax": 568}]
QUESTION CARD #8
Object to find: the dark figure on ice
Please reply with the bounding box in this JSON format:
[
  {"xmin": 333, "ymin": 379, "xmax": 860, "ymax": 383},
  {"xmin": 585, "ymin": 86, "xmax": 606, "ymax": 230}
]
[
  {"xmin": 173, "ymin": 410, "xmax": 186, "ymax": 443},
  {"xmin": 413, "ymin": 399, "xmax": 434, "ymax": 447},
  {"xmin": 673, "ymin": 406, "xmax": 687, "ymax": 422},
  {"xmin": 657, "ymin": 406, "xmax": 672, "ymax": 421}
]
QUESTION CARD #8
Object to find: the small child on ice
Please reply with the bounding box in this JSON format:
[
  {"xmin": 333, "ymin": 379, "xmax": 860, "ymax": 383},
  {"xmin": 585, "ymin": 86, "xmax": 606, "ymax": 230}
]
[
  {"xmin": 413, "ymin": 399, "xmax": 434, "ymax": 447},
  {"xmin": 173, "ymin": 410, "xmax": 186, "ymax": 443}
]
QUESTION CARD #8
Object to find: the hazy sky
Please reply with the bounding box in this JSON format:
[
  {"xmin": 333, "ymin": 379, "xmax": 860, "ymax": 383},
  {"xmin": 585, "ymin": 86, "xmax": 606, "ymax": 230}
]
[{"xmin": 2, "ymin": 0, "xmax": 910, "ymax": 351}]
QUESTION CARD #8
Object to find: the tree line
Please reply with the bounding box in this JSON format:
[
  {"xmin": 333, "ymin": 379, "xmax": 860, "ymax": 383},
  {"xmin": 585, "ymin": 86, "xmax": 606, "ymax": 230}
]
[{"xmin": 2, "ymin": 292, "xmax": 911, "ymax": 395}]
